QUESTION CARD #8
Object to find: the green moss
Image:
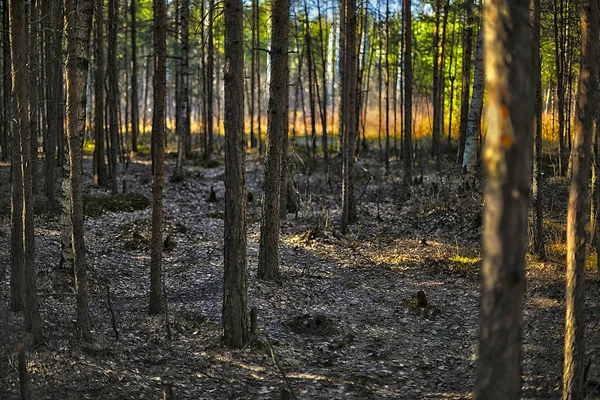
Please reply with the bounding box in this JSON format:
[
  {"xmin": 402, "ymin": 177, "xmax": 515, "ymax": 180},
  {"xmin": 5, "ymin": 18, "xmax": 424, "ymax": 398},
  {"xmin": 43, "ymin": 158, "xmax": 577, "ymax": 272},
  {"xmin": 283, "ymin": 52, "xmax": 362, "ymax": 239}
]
[
  {"xmin": 84, "ymin": 193, "xmax": 151, "ymax": 217},
  {"xmin": 447, "ymin": 255, "xmax": 481, "ymax": 275}
]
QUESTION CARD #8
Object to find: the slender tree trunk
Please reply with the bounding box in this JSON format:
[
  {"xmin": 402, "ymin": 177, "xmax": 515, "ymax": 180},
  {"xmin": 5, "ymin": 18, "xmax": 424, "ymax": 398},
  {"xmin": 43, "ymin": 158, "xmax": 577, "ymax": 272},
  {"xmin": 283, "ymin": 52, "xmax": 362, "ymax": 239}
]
[
  {"xmin": 107, "ymin": 0, "xmax": 119, "ymax": 194},
  {"xmin": 204, "ymin": 0, "xmax": 214, "ymax": 160},
  {"xmin": 303, "ymin": 0, "xmax": 317, "ymax": 158},
  {"xmin": 93, "ymin": 0, "xmax": 108, "ymax": 187},
  {"xmin": 149, "ymin": 0, "xmax": 167, "ymax": 316},
  {"xmin": 554, "ymin": 0, "xmax": 566, "ymax": 175},
  {"xmin": 27, "ymin": 0, "xmax": 39, "ymax": 196},
  {"xmin": 43, "ymin": 0, "xmax": 61, "ymax": 202},
  {"xmin": 2, "ymin": 0, "xmax": 10, "ymax": 163},
  {"xmin": 222, "ymin": 0, "xmax": 248, "ymax": 348},
  {"xmin": 174, "ymin": 0, "xmax": 189, "ymax": 179},
  {"xmin": 473, "ymin": 0, "xmax": 534, "ymax": 397},
  {"xmin": 9, "ymin": 0, "xmax": 24, "ymax": 313},
  {"xmin": 258, "ymin": 0, "xmax": 289, "ymax": 281},
  {"xmin": 10, "ymin": 0, "xmax": 42, "ymax": 344},
  {"xmin": 130, "ymin": 0, "xmax": 139, "ymax": 153},
  {"xmin": 562, "ymin": 0, "xmax": 599, "ymax": 397},
  {"xmin": 0, "ymin": 0, "xmax": 5, "ymax": 162},
  {"xmin": 531, "ymin": 0, "xmax": 545, "ymax": 259},
  {"xmin": 384, "ymin": 0, "xmax": 390, "ymax": 174},
  {"xmin": 431, "ymin": 0, "xmax": 441, "ymax": 166},
  {"xmin": 316, "ymin": 0, "xmax": 328, "ymax": 163},
  {"xmin": 340, "ymin": 0, "xmax": 358, "ymax": 232},
  {"xmin": 457, "ymin": 0, "xmax": 474, "ymax": 165},
  {"xmin": 461, "ymin": 29, "xmax": 483, "ymax": 187},
  {"xmin": 402, "ymin": 0, "xmax": 412, "ymax": 184},
  {"xmin": 249, "ymin": 0, "xmax": 256, "ymax": 149},
  {"xmin": 447, "ymin": 6, "xmax": 457, "ymax": 146},
  {"xmin": 64, "ymin": 0, "xmax": 94, "ymax": 341}
]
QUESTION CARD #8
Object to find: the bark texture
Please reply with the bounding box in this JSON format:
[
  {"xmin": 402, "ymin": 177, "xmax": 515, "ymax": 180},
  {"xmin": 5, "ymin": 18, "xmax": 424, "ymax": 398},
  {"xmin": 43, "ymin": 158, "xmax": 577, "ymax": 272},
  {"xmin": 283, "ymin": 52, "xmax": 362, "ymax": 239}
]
[
  {"xmin": 65, "ymin": 0, "xmax": 94, "ymax": 341},
  {"xmin": 531, "ymin": 0, "xmax": 545, "ymax": 259},
  {"xmin": 461, "ymin": 29, "xmax": 484, "ymax": 187},
  {"xmin": 473, "ymin": 0, "xmax": 534, "ymax": 398},
  {"xmin": 562, "ymin": 0, "xmax": 599, "ymax": 397},
  {"xmin": 257, "ymin": 0, "xmax": 290, "ymax": 281},
  {"xmin": 149, "ymin": 0, "xmax": 167, "ymax": 316},
  {"xmin": 10, "ymin": 0, "xmax": 42, "ymax": 344},
  {"xmin": 402, "ymin": 0, "xmax": 412, "ymax": 185},
  {"xmin": 222, "ymin": 0, "xmax": 248, "ymax": 348},
  {"xmin": 340, "ymin": 0, "xmax": 358, "ymax": 232}
]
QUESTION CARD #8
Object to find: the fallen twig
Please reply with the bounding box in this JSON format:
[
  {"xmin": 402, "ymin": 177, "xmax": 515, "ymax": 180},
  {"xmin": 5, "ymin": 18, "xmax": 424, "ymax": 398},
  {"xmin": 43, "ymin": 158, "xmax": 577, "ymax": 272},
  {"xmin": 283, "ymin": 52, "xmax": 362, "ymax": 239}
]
[
  {"xmin": 264, "ymin": 333, "xmax": 299, "ymax": 400},
  {"xmin": 105, "ymin": 283, "xmax": 119, "ymax": 341}
]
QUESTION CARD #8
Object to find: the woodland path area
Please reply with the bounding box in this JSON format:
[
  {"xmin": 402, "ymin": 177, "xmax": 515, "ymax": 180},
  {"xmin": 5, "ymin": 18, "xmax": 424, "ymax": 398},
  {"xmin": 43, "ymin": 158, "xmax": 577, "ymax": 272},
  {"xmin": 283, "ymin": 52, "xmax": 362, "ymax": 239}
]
[{"xmin": 1, "ymin": 153, "xmax": 600, "ymax": 399}]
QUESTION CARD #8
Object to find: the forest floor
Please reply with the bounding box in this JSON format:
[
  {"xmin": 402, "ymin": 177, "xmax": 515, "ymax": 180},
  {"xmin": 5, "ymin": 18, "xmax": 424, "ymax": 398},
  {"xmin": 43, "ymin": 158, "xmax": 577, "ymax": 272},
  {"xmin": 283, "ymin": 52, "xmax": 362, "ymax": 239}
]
[{"xmin": 2, "ymin": 147, "xmax": 600, "ymax": 399}]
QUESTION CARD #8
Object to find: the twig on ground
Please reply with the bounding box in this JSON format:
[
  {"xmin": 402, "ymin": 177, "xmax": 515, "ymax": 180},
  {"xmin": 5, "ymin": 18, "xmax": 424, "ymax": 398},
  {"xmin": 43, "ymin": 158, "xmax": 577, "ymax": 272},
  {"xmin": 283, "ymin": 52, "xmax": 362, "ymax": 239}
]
[{"xmin": 264, "ymin": 333, "xmax": 299, "ymax": 400}]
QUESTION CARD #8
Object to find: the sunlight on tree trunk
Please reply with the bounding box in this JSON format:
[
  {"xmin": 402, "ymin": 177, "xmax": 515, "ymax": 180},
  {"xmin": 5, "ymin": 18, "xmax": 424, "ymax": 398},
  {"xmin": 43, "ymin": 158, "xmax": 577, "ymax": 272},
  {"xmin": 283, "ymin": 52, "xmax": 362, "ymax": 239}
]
[
  {"xmin": 65, "ymin": 0, "xmax": 94, "ymax": 342},
  {"xmin": 562, "ymin": 0, "xmax": 599, "ymax": 397},
  {"xmin": 473, "ymin": 0, "xmax": 534, "ymax": 398},
  {"xmin": 258, "ymin": 0, "xmax": 290, "ymax": 282}
]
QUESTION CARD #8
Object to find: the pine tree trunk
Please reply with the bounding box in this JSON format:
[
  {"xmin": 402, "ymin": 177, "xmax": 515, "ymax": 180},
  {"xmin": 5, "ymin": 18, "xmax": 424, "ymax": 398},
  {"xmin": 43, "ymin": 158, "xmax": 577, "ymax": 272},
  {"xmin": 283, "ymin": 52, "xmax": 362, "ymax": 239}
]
[
  {"xmin": 149, "ymin": 0, "xmax": 167, "ymax": 316},
  {"xmin": 474, "ymin": 1, "xmax": 534, "ymax": 398},
  {"xmin": 562, "ymin": 0, "xmax": 599, "ymax": 397},
  {"xmin": 402, "ymin": 0, "xmax": 412, "ymax": 185},
  {"xmin": 93, "ymin": 0, "xmax": 108, "ymax": 187},
  {"xmin": 204, "ymin": 0, "xmax": 214, "ymax": 160},
  {"xmin": 130, "ymin": 0, "xmax": 139, "ymax": 153},
  {"xmin": 258, "ymin": 0, "xmax": 289, "ymax": 282},
  {"xmin": 10, "ymin": 0, "xmax": 42, "ymax": 344},
  {"xmin": 222, "ymin": 0, "xmax": 248, "ymax": 348},
  {"xmin": 341, "ymin": 0, "xmax": 357, "ymax": 232},
  {"xmin": 42, "ymin": 0, "xmax": 61, "ymax": 203},
  {"xmin": 457, "ymin": 0, "xmax": 474, "ymax": 165},
  {"xmin": 461, "ymin": 29, "xmax": 483, "ymax": 187},
  {"xmin": 431, "ymin": 0, "xmax": 441, "ymax": 166},
  {"xmin": 531, "ymin": 0, "xmax": 545, "ymax": 259},
  {"xmin": 64, "ymin": 0, "xmax": 94, "ymax": 341},
  {"xmin": 107, "ymin": 0, "xmax": 119, "ymax": 194}
]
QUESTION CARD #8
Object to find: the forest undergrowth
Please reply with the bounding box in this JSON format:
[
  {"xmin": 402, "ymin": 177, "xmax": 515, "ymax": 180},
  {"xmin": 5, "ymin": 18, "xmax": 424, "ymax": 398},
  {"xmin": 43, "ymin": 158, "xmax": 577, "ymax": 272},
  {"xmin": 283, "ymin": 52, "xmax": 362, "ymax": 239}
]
[{"xmin": 1, "ymin": 149, "xmax": 600, "ymax": 399}]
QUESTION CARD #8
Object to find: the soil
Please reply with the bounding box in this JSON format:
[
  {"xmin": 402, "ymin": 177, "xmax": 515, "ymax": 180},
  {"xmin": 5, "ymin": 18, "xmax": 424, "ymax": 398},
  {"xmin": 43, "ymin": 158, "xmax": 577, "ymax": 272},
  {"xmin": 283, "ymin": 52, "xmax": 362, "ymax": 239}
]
[{"xmin": 1, "ymin": 151, "xmax": 599, "ymax": 399}]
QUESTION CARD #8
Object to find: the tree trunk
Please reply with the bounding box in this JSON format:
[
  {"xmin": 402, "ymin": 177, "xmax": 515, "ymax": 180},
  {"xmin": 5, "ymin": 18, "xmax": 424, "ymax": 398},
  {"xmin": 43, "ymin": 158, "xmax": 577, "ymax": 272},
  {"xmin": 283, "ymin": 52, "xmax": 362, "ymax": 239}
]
[
  {"xmin": 222, "ymin": 0, "xmax": 248, "ymax": 348},
  {"xmin": 2, "ymin": 0, "xmax": 10, "ymax": 164},
  {"xmin": 461, "ymin": 29, "xmax": 483, "ymax": 187},
  {"xmin": 316, "ymin": 0, "xmax": 328, "ymax": 163},
  {"xmin": 473, "ymin": 0, "xmax": 534, "ymax": 397},
  {"xmin": 64, "ymin": 0, "xmax": 94, "ymax": 342},
  {"xmin": 174, "ymin": 0, "xmax": 189, "ymax": 180},
  {"xmin": 258, "ymin": 0, "xmax": 289, "ymax": 282},
  {"xmin": 204, "ymin": 0, "xmax": 214, "ymax": 160},
  {"xmin": 531, "ymin": 0, "xmax": 545, "ymax": 259},
  {"xmin": 457, "ymin": 0, "xmax": 474, "ymax": 165},
  {"xmin": 431, "ymin": 0, "xmax": 441, "ymax": 166},
  {"xmin": 9, "ymin": 0, "xmax": 24, "ymax": 314},
  {"xmin": 130, "ymin": 0, "xmax": 139, "ymax": 153},
  {"xmin": 341, "ymin": 0, "xmax": 358, "ymax": 233},
  {"xmin": 10, "ymin": 0, "xmax": 42, "ymax": 344},
  {"xmin": 402, "ymin": 0, "xmax": 412, "ymax": 185},
  {"xmin": 107, "ymin": 0, "xmax": 119, "ymax": 194},
  {"xmin": 384, "ymin": 0, "xmax": 391, "ymax": 174},
  {"xmin": 93, "ymin": 0, "xmax": 108, "ymax": 187},
  {"xmin": 554, "ymin": 0, "xmax": 566, "ymax": 175},
  {"xmin": 149, "ymin": 0, "xmax": 167, "ymax": 316},
  {"xmin": 562, "ymin": 0, "xmax": 599, "ymax": 397},
  {"xmin": 43, "ymin": 0, "xmax": 61, "ymax": 203}
]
